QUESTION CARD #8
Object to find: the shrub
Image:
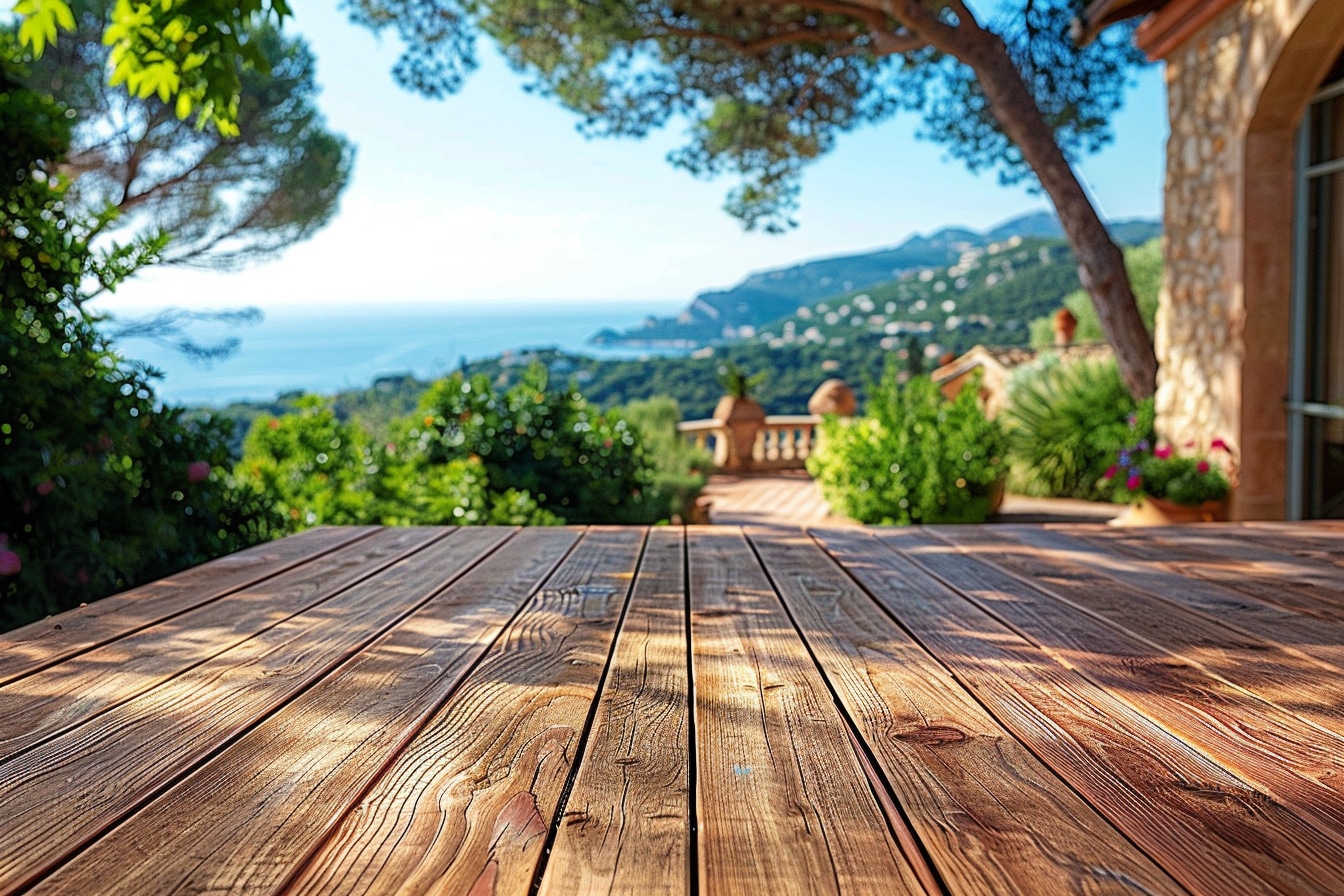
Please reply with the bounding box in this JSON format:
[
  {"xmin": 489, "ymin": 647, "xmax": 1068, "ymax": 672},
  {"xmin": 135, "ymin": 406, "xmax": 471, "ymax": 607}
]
[
  {"xmin": 235, "ymin": 397, "xmax": 379, "ymax": 530},
  {"xmin": 807, "ymin": 372, "xmax": 1006, "ymax": 525},
  {"xmin": 1002, "ymin": 358, "xmax": 1150, "ymax": 500},
  {"xmin": 619, "ymin": 397, "xmax": 712, "ymax": 523},
  {"xmin": 411, "ymin": 365, "xmax": 657, "ymax": 524}
]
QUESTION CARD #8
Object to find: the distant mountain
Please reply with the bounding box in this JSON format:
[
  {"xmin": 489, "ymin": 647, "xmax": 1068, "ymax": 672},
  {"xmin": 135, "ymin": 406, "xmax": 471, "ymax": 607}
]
[{"xmin": 591, "ymin": 211, "xmax": 1159, "ymax": 347}]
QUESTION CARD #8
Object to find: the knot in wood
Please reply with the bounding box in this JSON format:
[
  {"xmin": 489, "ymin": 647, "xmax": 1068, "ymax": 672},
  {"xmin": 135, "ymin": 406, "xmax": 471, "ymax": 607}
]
[{"xmin": 892, "ymin": 725, "xmax": 971, "ymax": 747}]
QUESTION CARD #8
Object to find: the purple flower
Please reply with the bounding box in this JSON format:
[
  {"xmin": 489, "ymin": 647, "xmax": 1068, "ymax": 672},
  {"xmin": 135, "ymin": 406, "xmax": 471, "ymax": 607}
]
[
  {"xmin": 0, "ymin": 551, "xmax": 20, "ymax": 577},
  {"xmin": 187, "ymin": 461, "xmax": 211, "ymax": 483},
  {"xmin": 1102, "ymin": 465, "xmax": 1118, "ymax": 480},
  {"xmin": 1126, "ymin": 474, "xmax": 1142, "ymax": 491}
]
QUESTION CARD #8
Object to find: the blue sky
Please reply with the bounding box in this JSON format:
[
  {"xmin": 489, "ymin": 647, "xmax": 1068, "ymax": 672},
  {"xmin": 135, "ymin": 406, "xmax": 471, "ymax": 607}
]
[{"xmin": 100, "ymin": 5, "xmax": 1167, "ymax": 315}]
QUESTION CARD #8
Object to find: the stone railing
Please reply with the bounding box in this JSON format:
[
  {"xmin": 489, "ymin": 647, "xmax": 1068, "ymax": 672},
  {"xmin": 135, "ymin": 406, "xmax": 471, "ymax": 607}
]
[{"xmin": 678, "ymin": 414, "xmax": 822, "ymax": 472}]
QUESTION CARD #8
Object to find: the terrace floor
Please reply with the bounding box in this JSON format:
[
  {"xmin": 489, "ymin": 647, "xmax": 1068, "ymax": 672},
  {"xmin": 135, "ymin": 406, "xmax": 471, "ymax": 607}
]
[
  {"xmin": 700, "ymin": 472, "xmax": 1122, "ymax": 526},
  {"xmin": 3, "ymin": 522, "xmax": 1344, "ymax": 895}
]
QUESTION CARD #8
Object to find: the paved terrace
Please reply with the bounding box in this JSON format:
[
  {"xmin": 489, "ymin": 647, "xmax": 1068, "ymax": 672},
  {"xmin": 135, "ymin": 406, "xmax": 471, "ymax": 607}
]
[
  {"xmin": 2, "ymin": 522, "xmax": 1344, "ymax": 894},
  {"xmin": 700, "ymin": 471, "xmax": 1122, "ymax": 525}
]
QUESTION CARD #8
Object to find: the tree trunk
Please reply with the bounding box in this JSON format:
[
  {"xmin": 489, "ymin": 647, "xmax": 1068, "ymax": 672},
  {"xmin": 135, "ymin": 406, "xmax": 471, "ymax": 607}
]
[{"xmin": 926, "ymin": 21, "xmax": 1160, "ymax": 399}]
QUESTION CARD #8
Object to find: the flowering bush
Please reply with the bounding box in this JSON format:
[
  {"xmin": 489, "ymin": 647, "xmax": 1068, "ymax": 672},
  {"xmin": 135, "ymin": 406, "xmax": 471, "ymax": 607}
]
[{"xmin": 1101, "ymin": 436, "xmax": 1232, "ymax": 506}]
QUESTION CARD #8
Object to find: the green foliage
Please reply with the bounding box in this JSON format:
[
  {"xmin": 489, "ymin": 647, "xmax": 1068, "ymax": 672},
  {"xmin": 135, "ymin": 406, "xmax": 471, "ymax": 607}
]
[
  {"xmin": 1101, "ymin": 428, "xmax": 1232, "ymax": 506},
  {"xmin": 1, "ymin": 39, "xmax": 278, "ymax": 629},
  {"xmin": 15, "ymin": 0, "xmax": 294, "ymax": 135},
  {"xmin": 807, "ymin": 373, "xmax": 1006, "ymax": 525},
  {"xmin": 236, "ymin": 397, "xmax": 378, "ymax": 529},
  {"xmin": 1030, "ymin": 238, "xmax": 1161, "ymax": 347},
  {"xmin": 415, "ymin": 366, "xmax": 656, "ymax": 523},
  {"xmin": 619, "ymin": 397, "xmax": 711, "ymax": 523},
  {"xmin": 715, "ymin": 361, "xmax": 765, "ymax": 399},
  {"xmin": 23, "ymin": 8, "xmax": 353, "ymax": 271},
  {"xmin": 1134, "ymin": 456, "xmax": 1231, "ymax": 506},
  {"xmin": 1002, "ymin": 358, "xmax": 1143, "ymax": 500}
]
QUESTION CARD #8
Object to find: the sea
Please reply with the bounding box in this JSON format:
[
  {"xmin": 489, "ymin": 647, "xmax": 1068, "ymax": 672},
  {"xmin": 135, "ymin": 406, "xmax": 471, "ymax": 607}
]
[{"xmin": 112, "ymin": 300, "xmax": 689, "ymax": 407}]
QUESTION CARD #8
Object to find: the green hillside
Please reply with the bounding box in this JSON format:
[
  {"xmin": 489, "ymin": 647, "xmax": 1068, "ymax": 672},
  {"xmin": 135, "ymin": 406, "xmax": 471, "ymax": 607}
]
[{"xmin": 593, "ymin": 212, "xmax": 1158, "ymax": 347}]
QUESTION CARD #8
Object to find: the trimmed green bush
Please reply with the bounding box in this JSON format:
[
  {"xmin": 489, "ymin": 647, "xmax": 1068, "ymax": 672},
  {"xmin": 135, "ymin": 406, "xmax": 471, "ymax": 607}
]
[{"xmin": 807, "ymin": 373, "xmax": 1006, "ymax": 525}]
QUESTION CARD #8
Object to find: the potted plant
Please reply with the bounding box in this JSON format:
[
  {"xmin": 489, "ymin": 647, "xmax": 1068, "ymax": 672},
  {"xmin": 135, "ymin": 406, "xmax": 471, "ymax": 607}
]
[
  {"xmin": 1102, "ymin": 438, "xmax": 1233, "ymax": 525},
  {"xmin": 712, "ymin": 363, "xmax": 767, "ymax": 470}
]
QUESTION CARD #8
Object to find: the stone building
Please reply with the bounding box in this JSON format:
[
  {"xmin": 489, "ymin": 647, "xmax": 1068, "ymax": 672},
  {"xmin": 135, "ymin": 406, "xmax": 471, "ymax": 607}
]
[{"xmin": 1081, "ymin": 0, "xmax": 1344, "ymax": 518}]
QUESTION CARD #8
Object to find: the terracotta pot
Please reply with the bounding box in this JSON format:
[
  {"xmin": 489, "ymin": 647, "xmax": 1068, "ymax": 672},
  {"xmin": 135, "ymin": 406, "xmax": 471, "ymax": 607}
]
[
  {"xmin": 712, "ymin": 395, "xmax": 766, "ymax": 471},
  {"xmin": 1109, "ymin": 496, "xmax": 1229, "ymax": 526}
]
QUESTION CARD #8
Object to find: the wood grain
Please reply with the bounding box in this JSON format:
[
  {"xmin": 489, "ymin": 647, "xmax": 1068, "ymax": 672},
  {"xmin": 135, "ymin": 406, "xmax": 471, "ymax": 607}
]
[
  {"xmin": 28, "ymin": 528, "xmax": 580, "ymax": 896},
  {"xmin": 538, "ymin": 527, "xmax": 692, "ymax": 896},
  {"xmin": 282, "ymin": 527, "xmax": 646, "ymax": 896},
  {"xmin": 0, "ymin": 528, "xmax": 509, "ymax": 896},
  {"xmin": 930, "ymin": 526, "xmax": 1344, "ymax": 742},
  {"xmin": 816, "ymin": 527, "xmax": 1344, "ymax": 896},
  {"xmin": 877, "ymin": 528, "xmax": 1344, "ymax": 858},
  {"xmin": 1063, "ymin": 525, "xmax": 1344, "ymax": 626},
  {"xmin": 0, "ymin": 527, "xmax": 441, "ymax": 762},
  {"xmin": 0, "ymin": 526, "xmax": 375, "ymax": 687},
  {"xmin": 686, "ymin": 526, "xmax": 927, "ymax": 896},
  {"xmin": 749, "ymin": 527, "xmax": 1182, "ymax": 896}
]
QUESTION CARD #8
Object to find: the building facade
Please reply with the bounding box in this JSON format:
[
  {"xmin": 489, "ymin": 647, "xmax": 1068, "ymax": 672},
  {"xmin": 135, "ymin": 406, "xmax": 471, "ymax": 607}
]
[{"xmin": 1087, "ymin": 0, "xmax": 1344, "ymax": 518}]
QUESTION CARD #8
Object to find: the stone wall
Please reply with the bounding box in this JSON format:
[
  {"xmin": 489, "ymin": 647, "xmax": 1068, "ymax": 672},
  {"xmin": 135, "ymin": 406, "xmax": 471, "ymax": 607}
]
[
  {"xmin": 1157, "ymin": 4, "xmax": 1256, "ymax": 480},
  {"xmin": 1156, "ymin": 0, "xmax": 1337, "ymax": 518}
]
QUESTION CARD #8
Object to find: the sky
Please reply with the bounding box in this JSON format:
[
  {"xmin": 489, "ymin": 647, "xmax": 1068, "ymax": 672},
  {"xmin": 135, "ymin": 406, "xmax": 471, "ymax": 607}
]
[{"xmin": 98, "ymin": 5, "xmax": 1168, "ymax": 316}]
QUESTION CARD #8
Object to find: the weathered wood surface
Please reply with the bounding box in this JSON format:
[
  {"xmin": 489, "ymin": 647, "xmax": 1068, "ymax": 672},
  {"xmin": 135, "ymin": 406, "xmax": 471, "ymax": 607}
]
[{"xmin": 3, "ymin": 522, "xmax": 1344, "ymax": 896}]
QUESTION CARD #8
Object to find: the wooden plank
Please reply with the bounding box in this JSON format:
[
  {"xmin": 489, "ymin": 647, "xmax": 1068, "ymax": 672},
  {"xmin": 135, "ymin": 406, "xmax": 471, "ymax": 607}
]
[
  {"xmin": 0, "ymin": 526, "xmax": 376, "ymax": 686},
  {"xmin": 931, "ymin": 526, "xmax": 1344, "ymax": 741},
  {"xmin": 28, "ymin": 528, "xmax": 581, "ymax": 896},
  {"xmin": 749, "ymin": 527, "xmax": 1182, "ymax": 896},
  {"xmin": 815, "ymin": 527, "xmax": 1344, "ymax": 896},
  {"xmin": 0, "ymin": 528, "xmax": 510, "ymax": 896},
  {"xmin": 1074, "ymin": 525, "xmax": 1344, "ymax": 624},
  {"xmin": 877, "ymin": 528, "xmax": 1344, "ymax": 857},
  {"xmin": 282, "ymin": 527, "xmax": 645, "ymax": 896},
  {"xmin": 1236, "ymin": 521, "xmax": 1344, "ymax": 565},
  {"xmin": 0, "ymin": 527, "xmax": 442, "ymax": 762},
  {"xmin": 686, "ymin": 527, "xmax": 926, "ymax": 896},
  {"xmin": 537, "ymin": 527, "xmax": 691, "ymax": 896}
]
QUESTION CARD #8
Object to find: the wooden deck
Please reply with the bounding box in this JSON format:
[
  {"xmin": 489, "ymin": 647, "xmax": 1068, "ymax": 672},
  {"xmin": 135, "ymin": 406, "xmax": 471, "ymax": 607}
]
[{"xmin": 3, "ymin": 522, "xmax": 1344, "ymax": 895}]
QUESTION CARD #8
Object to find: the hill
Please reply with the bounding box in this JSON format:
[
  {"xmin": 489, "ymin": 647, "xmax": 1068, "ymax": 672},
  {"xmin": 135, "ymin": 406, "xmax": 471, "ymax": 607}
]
[{"xmin": 590, "ymin": 212, "xmax": 1159, "ymax": 347}]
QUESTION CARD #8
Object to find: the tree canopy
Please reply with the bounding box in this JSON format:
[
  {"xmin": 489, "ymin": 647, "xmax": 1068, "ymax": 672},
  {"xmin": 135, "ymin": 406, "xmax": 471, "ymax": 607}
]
[{"xmin": 20, "ymin": 4, "xmax": 353, "ymax": 271}]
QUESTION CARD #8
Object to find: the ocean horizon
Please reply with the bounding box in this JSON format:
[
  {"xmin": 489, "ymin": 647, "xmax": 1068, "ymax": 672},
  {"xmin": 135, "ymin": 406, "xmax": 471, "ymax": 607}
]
[{"xmin": 114, "ymin": 300, "xmax": 688, "ymax": 407}]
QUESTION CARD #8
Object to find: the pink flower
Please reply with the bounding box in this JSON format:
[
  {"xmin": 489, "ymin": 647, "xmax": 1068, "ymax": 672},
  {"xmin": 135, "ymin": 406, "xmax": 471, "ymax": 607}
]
[
  {"xmin": 35, "ymin": 480, "xmax": 54, "ymax": 496},
  {"xmin": 1154, "ymin": 445, "xmax": 1172, "ymax": 460},
  {"xmin": 187, "ymin": 461, "xmax": 211, "ymax": 483},
  {"xmin": 1126, "ymin": 474, "xmax": 1142, "ymax": 491},
  {"xmin": 0, "ymin": 551, "xmax": 21, "ymax": 577},
  {"xmin": 1211, "ymin": 438, "xmax": 1229, "ymax": 451},
  {"xmin": 1197, "ymin": 460, "xmax": 1211, "ymax": 474},
  {"xmin": 1101, "ymin": 465, "xmax": 1118, "ymax": 480}
]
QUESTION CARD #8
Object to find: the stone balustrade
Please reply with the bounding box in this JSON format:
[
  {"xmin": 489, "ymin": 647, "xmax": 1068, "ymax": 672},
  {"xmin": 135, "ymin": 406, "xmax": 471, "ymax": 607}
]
[{"xmin": 678, "ymin": 414, "xmax": 822, "ymax": 472}]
